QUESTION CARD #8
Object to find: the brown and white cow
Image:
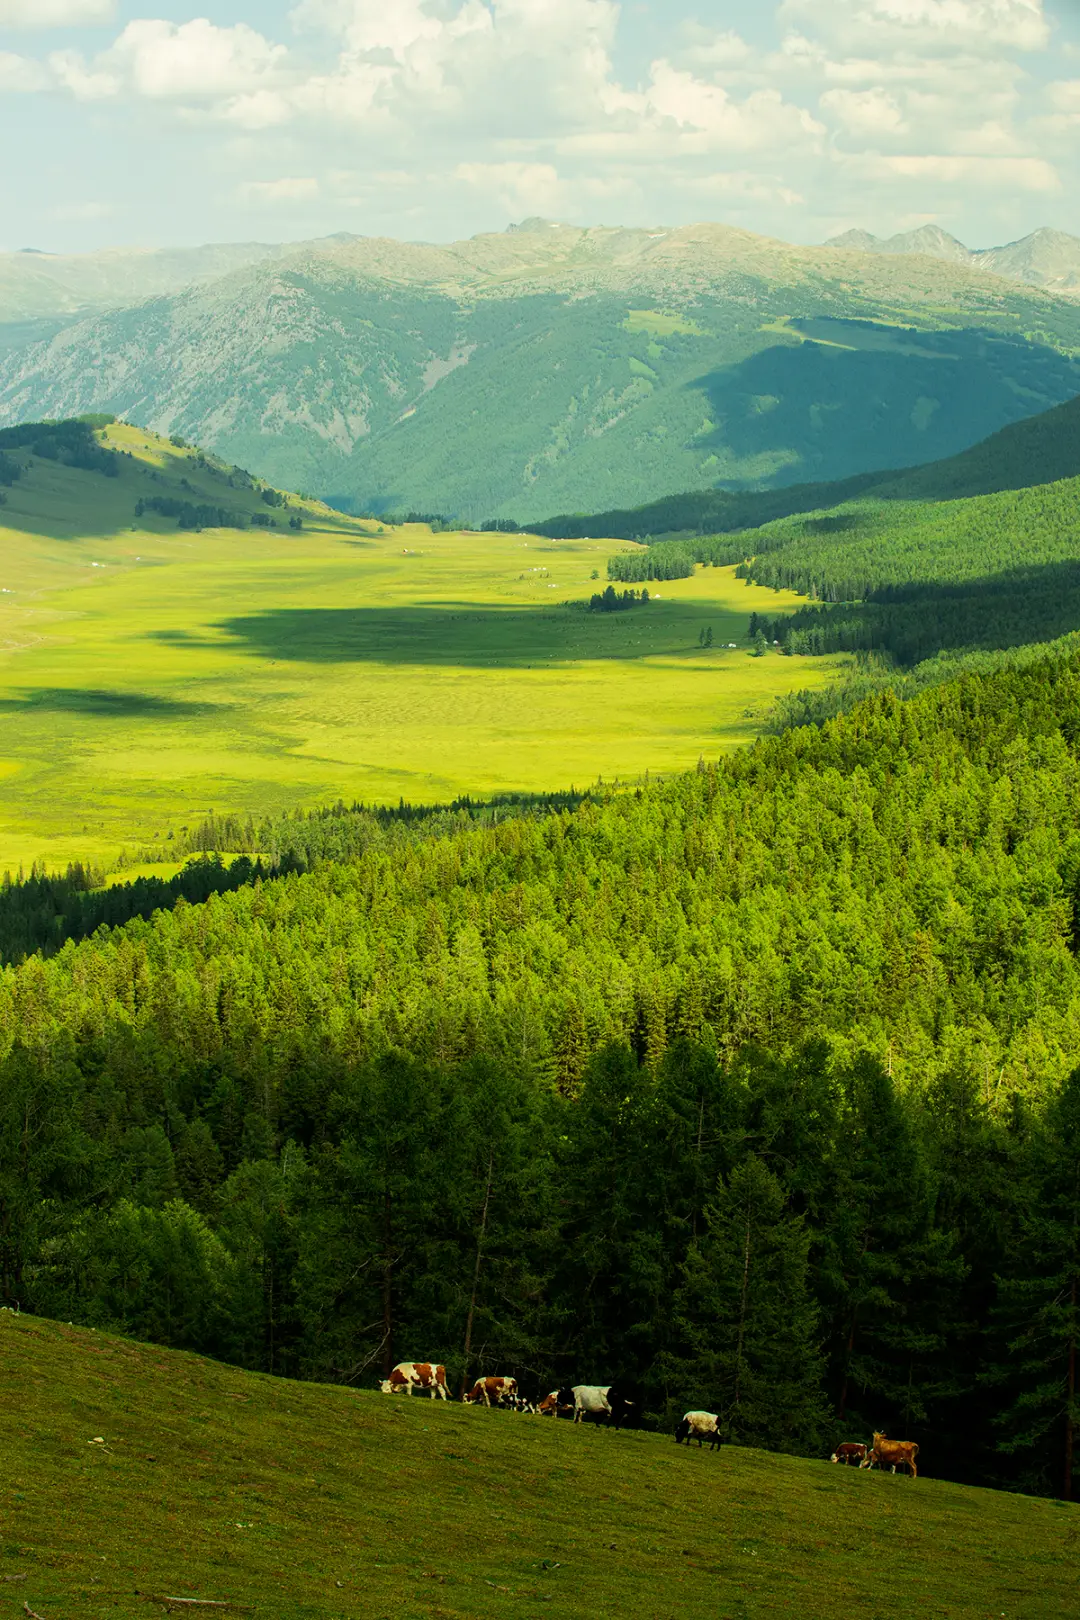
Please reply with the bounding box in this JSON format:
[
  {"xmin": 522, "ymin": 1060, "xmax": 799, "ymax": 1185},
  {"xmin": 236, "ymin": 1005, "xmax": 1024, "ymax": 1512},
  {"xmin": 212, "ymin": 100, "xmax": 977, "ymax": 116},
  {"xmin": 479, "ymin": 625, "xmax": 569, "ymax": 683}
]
[
  {"xmin": 464, "ymin": 1375, "xmax": 518, "ymax": 1407},
  {"xmin": 861, "ymin": 1433, "xmax": 919, "ymax": 1477},
  {"xmin": 830, "ymin": 1442, "xmax": 867, "ymax": 1467},
  {"xmin": 378, "ymin": 1362, "xmax": 449, "ymax": 1399}
]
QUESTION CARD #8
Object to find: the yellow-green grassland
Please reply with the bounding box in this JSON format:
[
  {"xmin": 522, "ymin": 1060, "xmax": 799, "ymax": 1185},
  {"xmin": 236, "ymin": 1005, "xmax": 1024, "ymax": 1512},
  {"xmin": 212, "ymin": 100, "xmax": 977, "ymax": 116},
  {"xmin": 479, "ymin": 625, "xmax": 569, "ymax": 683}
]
[
  {"xmin": 3, "ymin": 1311, "xmax": 1077, "ymax": 1620},
  {"xmin": 0, "ymin": 423, "xmax": 839, "ymax": 871}
]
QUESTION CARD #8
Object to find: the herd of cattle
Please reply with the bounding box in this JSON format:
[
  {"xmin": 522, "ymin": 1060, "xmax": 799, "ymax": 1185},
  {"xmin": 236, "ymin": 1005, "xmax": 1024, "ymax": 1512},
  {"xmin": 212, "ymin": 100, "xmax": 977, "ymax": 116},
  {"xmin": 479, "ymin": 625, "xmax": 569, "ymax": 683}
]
[{"xmin": 376, "ymin": 1362, "xmax": 920, "ymax": 1476}]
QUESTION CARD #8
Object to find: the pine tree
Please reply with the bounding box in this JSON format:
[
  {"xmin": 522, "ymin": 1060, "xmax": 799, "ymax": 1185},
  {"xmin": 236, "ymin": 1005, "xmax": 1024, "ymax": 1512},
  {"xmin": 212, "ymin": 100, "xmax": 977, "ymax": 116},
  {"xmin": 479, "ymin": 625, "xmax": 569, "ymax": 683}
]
[
  {"xmin": 821, "ymin": 1057, "xmax": 962, "ymax": 1442},
  {"xmin": 992, "ymin": 1067, "xmax": 1080, "ymax": 1499},
  {"xmin": 671, "ymin": 1154, "xmax": 826, "ymax": 1452}
]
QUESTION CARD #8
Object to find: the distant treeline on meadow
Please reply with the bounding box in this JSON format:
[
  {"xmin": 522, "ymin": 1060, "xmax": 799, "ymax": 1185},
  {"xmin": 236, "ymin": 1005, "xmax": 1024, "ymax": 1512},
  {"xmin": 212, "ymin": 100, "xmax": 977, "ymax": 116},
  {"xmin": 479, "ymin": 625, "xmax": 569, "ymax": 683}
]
[
  {"xmin": 4, "ymin": 656, "xmax": 1080, "ymax": 1497},
  {"xmin": 0, "ymin": 417, "xmax": 119, "ymax": 480}
]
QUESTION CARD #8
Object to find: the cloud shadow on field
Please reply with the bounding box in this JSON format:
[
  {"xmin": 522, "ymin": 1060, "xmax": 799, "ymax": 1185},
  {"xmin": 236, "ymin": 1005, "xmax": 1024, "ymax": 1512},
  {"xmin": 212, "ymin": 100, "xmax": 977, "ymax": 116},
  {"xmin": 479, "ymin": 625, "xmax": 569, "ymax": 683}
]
[
  {"xmin": 0, "ymin": 687, "xmax": 229, "ymax": 717},
  {"xmin": 211, "ymin": 601, "xmax": 738, "ymax": 667}
]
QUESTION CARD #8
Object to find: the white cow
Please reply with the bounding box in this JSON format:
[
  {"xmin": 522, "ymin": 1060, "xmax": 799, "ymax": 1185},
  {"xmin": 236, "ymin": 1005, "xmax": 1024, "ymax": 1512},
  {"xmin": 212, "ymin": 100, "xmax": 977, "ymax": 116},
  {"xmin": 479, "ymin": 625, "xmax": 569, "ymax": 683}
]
[
  {"xmin": 675, "ymin": 1410, "xmax": 722, "ymax": 1450},
  {"xmin": 571, "ymin": 1384, "xmax": 613, "ymax": 1424}
]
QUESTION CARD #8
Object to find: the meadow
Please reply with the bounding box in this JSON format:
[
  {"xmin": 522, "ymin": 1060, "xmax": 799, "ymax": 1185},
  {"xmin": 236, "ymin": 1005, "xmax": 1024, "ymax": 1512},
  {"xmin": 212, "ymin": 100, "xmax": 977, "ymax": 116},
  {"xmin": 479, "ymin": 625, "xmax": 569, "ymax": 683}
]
[
  {"xmin": 0, "ymin": 424, "xmax": 837, "ymax": 872},
  {"xmin": 3, "ymin": 1310, "xmax": 1077, "ymax": 1620}
]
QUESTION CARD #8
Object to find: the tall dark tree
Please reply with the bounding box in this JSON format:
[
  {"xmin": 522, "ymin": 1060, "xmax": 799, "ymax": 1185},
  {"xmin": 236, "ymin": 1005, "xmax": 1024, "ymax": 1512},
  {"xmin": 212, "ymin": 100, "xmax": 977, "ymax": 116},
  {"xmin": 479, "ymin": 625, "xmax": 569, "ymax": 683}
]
[
  {"xmin": 670, "ymin": 1155, "xmax": 826, "ymax": 1452},
  {"xmin": 992, "ymin": 1067, "xmax": 1080, "ymax": 1499}
]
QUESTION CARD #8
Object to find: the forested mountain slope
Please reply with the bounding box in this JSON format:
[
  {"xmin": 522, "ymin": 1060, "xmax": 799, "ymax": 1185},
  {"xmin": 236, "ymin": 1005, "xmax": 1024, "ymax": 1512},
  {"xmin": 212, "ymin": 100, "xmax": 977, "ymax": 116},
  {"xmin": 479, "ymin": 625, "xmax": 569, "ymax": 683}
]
[
  {"xmin": 580, "ymin": 390, "xmax": 1080, "ymax": 669},
  {"xmin": 6, "ymin": 656, "xmax": 1080, "ymax": 1494},
  {"xmin": 535, "ymin": 389, "xmax": 1080, "ymax": 539},
  {"xmin": 2, "ymin": 221, "xmax": 1080, "ymax": 521}
]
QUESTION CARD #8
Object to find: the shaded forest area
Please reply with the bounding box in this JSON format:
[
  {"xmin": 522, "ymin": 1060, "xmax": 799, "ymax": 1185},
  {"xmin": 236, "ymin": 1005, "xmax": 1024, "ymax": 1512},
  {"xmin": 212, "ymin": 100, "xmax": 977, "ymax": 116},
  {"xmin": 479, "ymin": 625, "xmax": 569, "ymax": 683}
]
[{"xmin": 4, "ymin": 657, "xmax": 1080, "ymax": 1496}]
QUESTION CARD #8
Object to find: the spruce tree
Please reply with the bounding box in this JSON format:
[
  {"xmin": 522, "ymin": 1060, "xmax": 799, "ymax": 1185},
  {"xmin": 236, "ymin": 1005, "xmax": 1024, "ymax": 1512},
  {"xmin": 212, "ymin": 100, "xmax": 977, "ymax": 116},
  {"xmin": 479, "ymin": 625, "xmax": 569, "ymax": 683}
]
[
  {"xmin": 992, "ymin": 1067, "xmax": 1080, "ymax": 1499},
  {"xmin": 671, "ymin": 1154, "xmax": 826, "ymax": 1453}
]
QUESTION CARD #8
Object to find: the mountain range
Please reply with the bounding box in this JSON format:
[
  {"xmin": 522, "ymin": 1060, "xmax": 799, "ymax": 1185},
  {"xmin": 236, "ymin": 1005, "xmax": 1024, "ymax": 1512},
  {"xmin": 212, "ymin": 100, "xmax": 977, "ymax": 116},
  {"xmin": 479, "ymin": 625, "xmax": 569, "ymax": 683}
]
[
  {"xmin": 1, "ymin": 219, "xmax": 1079, "ymax": 523},
  {"xmin": 826, "ymin": 225, "xmax": 1080, "ymax": 296}
]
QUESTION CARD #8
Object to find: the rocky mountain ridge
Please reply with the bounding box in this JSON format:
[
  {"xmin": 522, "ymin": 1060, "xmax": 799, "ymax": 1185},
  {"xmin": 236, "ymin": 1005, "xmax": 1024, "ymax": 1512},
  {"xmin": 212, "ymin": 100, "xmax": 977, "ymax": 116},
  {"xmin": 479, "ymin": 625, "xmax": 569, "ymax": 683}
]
[
  {"xmin": 826, "ymin": 225, "xmax": 1080, "ymax": 296},
  {"xmin": 1, "ymin": 219, "xmax": 1079, "ymax": 522}
]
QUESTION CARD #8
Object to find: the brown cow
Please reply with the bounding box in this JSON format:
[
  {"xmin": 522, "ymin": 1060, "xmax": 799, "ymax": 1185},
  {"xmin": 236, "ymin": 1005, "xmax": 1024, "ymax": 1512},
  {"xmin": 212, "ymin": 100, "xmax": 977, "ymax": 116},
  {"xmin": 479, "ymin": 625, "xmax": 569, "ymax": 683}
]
[
  {"xmin": 537, "ymin": 1389, "xmax": 574, "ymax": 1417},
  {"xmin": 861, "ymin": 1432, "xmax": 919, "ymax": 1477},
  {"xmin": 830, "ymin": 1442, "xmax": 867, "ymax": 1467},
  {"xmin": 378, "ymin": 1362, "xmax": 449, "ymax": 1399},
  {"xmin": 464, "ymin": 1375, "xmax": 518, "ymax": 1407}
]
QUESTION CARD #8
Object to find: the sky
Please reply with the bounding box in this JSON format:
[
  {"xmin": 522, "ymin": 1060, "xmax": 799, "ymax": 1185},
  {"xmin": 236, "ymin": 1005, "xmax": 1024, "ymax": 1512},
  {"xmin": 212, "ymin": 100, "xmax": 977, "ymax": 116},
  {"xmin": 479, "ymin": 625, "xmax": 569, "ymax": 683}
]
[{"xmin": 1, "ymin": 0, "xmax": 1079, "ymax": 254}]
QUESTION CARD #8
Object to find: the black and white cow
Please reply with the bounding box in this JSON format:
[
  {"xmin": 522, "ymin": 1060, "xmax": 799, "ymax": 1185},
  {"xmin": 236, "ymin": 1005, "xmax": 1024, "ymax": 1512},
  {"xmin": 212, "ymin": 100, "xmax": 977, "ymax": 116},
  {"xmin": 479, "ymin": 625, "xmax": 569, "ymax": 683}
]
[
  {"xmin": 560, "ymin": 1384, "xmax": 636, "ymax": 1429},
  {"xmin": 674, "ymin": 1411, "xmax": 722, "ymax": 1451}
]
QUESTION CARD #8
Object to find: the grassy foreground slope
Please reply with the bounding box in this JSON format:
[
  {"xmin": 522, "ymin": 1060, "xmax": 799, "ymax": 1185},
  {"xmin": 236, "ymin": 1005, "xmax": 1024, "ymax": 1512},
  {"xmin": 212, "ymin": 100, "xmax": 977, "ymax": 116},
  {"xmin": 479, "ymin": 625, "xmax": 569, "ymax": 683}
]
[
  {"xmin": 3, "ymin": 1312, "xmax": 1076, "ymax": 1620},
  {"xmin": 0, "ymin": 421, "xmax": 837, "ymax": 871}
]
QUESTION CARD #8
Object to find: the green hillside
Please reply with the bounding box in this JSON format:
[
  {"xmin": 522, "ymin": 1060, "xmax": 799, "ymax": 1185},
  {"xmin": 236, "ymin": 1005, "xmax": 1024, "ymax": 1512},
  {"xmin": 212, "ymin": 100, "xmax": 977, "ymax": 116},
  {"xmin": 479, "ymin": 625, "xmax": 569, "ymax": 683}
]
[
  {"xmin": 533, "ymin": 389, "xmax": 1080, "ymax": 540},
  {"xmin": 3, "ymin": 1311, "xmax": 1076, "ymax": 1620},
  {"xmin": 561, "ymin": 391, "xmax": 1080, "ymax": 670},
  {"xmin": 2, "ymin": 223, "xmax": 1080, "ymax": 522},
  {"xmin": 0, "ymin": 418, "xmax": 837, "ymax": 870}
]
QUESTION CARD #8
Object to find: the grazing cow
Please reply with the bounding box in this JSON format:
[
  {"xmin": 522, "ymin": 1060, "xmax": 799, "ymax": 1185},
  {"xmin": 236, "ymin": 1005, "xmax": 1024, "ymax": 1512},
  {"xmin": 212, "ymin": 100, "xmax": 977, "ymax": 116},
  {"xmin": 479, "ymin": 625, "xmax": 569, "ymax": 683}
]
[
  {"xmin": 509, "ymin": 1395, "xmax": 538, "ymax": 1413},
  {"xmin": 538, "ymin": 1390, "xmax": 573, "ymax": 1417},
  {"xmin": 861, "ymin": 1433, "xmax": 919, "ymax": 1478},
  {"xmin": 464, "ymin": 1375, "xmax": 518, "ymax": 1407},
  {"xmin": 568, "ymin": 1385, "xmax": 611, "ymax": 1425},
  {"xmin": 564, "ymin": 1384, "xmax": 636, "ymax": 1428},
  {"xmin": 675, "ymin": 1411, "xmax": 722, "ymax": 1451},
  {"xmin": 606, "ymin": 1385, "xmax": 638, "ymax": 1431},
  {"xmin": 378, "ymin": 1362, "xmax": 449, "ymax": 1399},
  {"xmin": 830, "ymin": 1442, "xmax": 867, "ymax": 1467}
]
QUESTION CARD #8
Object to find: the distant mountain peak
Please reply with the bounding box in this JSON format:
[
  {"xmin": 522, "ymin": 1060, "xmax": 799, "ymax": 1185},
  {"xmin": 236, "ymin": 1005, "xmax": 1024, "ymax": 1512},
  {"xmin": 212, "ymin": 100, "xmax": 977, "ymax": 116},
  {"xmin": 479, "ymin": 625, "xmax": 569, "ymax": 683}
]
[
  {"xmin": 827, "ymin": 229, "xmax": 881, "ymax": 252},
  {"xmin": 827, "ymin": 224, "xmax": 971, "ymax": 262},
  {"xmin": 506, "ymin": 217, "xmax": 568, "ymax": 234}
]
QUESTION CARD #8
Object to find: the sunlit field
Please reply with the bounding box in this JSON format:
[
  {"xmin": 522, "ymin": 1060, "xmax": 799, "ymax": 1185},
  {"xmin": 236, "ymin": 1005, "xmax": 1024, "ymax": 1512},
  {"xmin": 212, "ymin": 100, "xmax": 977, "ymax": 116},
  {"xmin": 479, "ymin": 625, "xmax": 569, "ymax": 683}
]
[{"xmin": 0, "ymin": 424, "xmax": 839, "ymax": 870}]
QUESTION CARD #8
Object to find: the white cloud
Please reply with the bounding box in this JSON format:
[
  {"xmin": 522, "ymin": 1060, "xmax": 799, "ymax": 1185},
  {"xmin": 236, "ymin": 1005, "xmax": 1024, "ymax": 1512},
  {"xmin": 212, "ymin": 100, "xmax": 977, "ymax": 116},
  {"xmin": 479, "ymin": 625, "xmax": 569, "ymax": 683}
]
[
  {"xmin": 1048, "ymin": 79, "xmax": 1080, "ymax": 113},
  {"xmin": 112, "ymin": 19, "xmax": 285, "ymax": 100},
  {"xmin": 0, "ymin": 50, "xmax": 49, "ymax": 90},
  {"xmin": 873, "ymin": 152, "xmax": 1060, "ymax": 190},
  {"xmin": 238, "ymin": 177, "xmax": 320, "ymax": 204},
  {"xmin": 49, "ymin": 47, "xmax": 119, "ymax": 99},
  {"xmin": 51, "ymin": 17, "xmax": 288, "ymax": 122},
  {"xmin": 647, "ymin": 62, "xmax": 824, "ymax": 152},
  {"xmin": 290, "ymin": 0, "xmax": 635, "ymax": 130},
  {"xmin": 820, "ymin": 86, "xmax": 908, "ymax": 138},
  {"xmin": 779, "ymin": 0, "xmax": 1049, "ymax": 54},
  {"xmin": 0, "ymin": 0, "xmax": 114, "ymax": 24},
  {"xmin": 454, "ymin": 160, "xmax": 565, "ymax": 217},
  {"xmin": 5, "ymin": 0, "xmax": 1078, "ymax": 253}
]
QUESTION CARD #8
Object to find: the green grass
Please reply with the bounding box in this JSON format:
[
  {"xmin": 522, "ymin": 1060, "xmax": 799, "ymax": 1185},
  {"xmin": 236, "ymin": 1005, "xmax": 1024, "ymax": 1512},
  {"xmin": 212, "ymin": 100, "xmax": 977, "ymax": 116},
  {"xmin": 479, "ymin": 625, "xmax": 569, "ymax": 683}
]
[
  {"xmin": 0, "ymin": 425, "xmax": 838, "ymax": 871},
  {"xmin": 3, "ymin": 1312, "xmax": 1077, "ymax": 1620}
]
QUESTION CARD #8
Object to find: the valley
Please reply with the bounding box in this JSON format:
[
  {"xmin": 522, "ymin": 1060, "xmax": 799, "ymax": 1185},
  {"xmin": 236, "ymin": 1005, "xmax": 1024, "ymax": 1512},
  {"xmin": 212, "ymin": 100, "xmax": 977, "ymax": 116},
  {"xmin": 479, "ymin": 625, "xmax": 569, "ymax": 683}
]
[{"xmin": 0, "ymin": 421, "xmax": 836, "ymax": 872}]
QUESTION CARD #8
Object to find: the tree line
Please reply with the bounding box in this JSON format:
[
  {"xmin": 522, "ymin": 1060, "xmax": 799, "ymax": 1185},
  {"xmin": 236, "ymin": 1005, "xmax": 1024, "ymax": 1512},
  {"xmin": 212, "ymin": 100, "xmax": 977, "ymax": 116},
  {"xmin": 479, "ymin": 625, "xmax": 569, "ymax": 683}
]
[
  {"xmin": 733, "ymin": 477, "xmax": 1080, "ymax": 665},
  {"xmin": 0, "ymin": 417, "xmax": 119, "ymax": 478},
  {"xmin": 587, "ymin": 585, "xmax": 650, "ymax": 613}
]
